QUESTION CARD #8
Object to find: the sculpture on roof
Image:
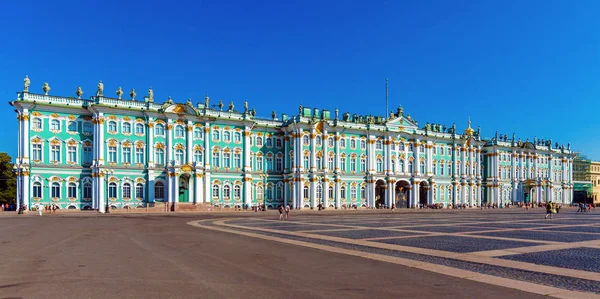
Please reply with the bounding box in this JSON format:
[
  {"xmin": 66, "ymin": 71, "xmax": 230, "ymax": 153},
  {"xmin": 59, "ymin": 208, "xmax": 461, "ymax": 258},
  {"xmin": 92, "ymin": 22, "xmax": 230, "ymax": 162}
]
[
  {"xmin": 397, "ymin": 105, "xmax": 403, "ymax": 116},
  {"xmin": 23, "ymin": 75, "xmax": 30, "ymax": 92},
  {"xmin": 228, "ymin": 101, "xmax": 234, "ymax": 112},
  {"xmin": 218, "ymin": 100, "xmax": 223, "ymax": 111},
  {"xmin": 42, "ymin": 82, "xmax": 51, "ymax": 95},
  {"xmin": 76, "ymin": 86, "xmax": 84, "ymax": 99},
  {"xmin": 204, "ymin": 95, "xmax": 209, "ymax": 107},
  {"xmin": 250, "ymin": 108, "xmax": 256, "ymax": 117},
  {"xmin": 244, "ymin": 100, "xmax": 248, "ymax": 113},
  {"xmin": 130, "ymin": 88, "xmax": 136, "ymax": 101},
  {"xmin": 299, "ymin": 104, "xmax": 303, "ymax": 115},
  {"xmin": 335, "ymin": 108, "xmax": 339, "ymax": 120},
  {"xmin": 166, "ymin": 96, "xmax": 173, "ymax": 104},
  {"xmin": 97, "ymin": 80, "xmax": 104, "ymax": 96},
  {"xmin": 148, "ymin": 87, "xmax": 154, "ymax": 101},
  {"xmin": 272, "ymin": 110, "xmax": 277, "ymax": 120},
  {"xmin": 187, "ymin": 98, "xmax": 192, "ymax": 105},
  {"xmin": 116, "ymin": 87, "xmax": 123, "ymax": 99}
]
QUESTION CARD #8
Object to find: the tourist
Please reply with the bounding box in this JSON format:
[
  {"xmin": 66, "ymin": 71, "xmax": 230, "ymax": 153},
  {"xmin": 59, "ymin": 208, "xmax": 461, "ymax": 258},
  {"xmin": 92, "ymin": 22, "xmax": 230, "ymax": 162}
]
[
  {"xmin": 391, "ymin": 203, "xmax": 395, "ymax": 213},
  {"xmin": 278, "ymin": 205, "xmax": 284, "ymax": 220},
  {"xmin": 284, "ymin": 204, "xmax": 290, "ymax": 220},
  {"xmin": 545, "ymin": 202, "xmax": 553, "ymax": 219}
]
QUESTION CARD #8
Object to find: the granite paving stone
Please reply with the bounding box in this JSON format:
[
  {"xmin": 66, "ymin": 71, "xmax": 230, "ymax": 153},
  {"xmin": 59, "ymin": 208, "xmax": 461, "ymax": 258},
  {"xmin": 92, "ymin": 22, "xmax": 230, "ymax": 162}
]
[
  {"xmin": 310, "ymin": 229, "xmax": 423, "ymax": 239},
  {"xmin": 499, "ymin": 247, "xmax": 600, "ymax": 273},
  {"xmin": 476, "ymin": 230, "xmax": 600, "ymax": 243},
  {"xmin": 372, "ymin": 235, "xmax": 542, "ymax": 253},
  {"xmin": 399, "ymin": 225, "xmax": 501, "ymax": 233}
]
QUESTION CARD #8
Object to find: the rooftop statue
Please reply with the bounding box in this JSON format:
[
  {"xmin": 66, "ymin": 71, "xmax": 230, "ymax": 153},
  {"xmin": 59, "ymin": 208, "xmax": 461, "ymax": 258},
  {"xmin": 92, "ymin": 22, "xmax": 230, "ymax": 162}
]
[
  {"xmin": 335, "ymin": 108, "xmax": 339, "ymax": 120},
  {"xmin": 272, "ymin": 110, "xmax": 277, "ymax": 120},
  {"xmin": 76, "ymin": 86, "xmax": 84, "ymax": 99},
  {"xmin": 187, "ymin": 98, "xmax": 192, "ymax": 105},
  {"xmin": 42, "ymin": 82, "xmax": 51, "ymax": 95},
  {"xmin": 166, "ymin": 96, "xmax": 173, "ymax": 104},
  {"xmin": 116, "ymin": 87, "xmax": 123, "ymax": 99},
  {"xmin": 130, "ymin": 88, "xmax": 136, "ymax": 101},
  {"xmin": 228, "ymin": 101, "xmax": 234, "ymax": 112},
  {"xmin": 23, "ymin": 75, "xmax": 30, "ymax": 92},
  {"xmin": 251, "ymin": 108, "xmax": 256, "ymax": 117},
  {"xmin": 442, "ymin": 125, "xmax": 447, "ymax": 133},
  {"xmin": 204, "ymin": 95, "xmax": 209, "ymax": 107},
  {"xmin": 148, "ymin": 87, "xmax": 154, "ymax": 101},
  {"xmin": 218, "ymin": 100, "xmax": 224, "ymax": 111},
  {"xmin": 299, "ymin": 104, "xmax": 303, "ymax": 115},
  {"xmin": 244, "ymin": 100, "xmax": 248, "ymax": 113},
  {"xmin": 97, "ymin": 80, "xmax": 104, "ymax": 96},
  {"xmin": 397, "ymin": 105, "xmax": 403, "ymax": 116}
]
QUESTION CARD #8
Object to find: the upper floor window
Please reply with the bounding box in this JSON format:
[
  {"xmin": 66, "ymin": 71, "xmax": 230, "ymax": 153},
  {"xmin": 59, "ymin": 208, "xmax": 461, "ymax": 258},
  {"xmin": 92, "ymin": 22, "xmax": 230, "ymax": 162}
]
[
  {"xmin": 375, "ymin": 140, "xmax": 382, "ymax": 150},
  {"xmin": 223, "ymin": 131, "xmax": 231, "ymax": 142},
  {"xmin": 83, "ymin": 122, "xmax": 92, "ymax": 134},
  {"xmin": 51, "ymin": 119, "xmax": 61, "ymax": 131},
  {"xmin": 32, "ymin": 118, "xmax": 42, "ymax": 130},
  {"xmin": 327, "ymin": 137, "xmax": 334, "ymax": 147},
  {"xmin": 316, "ymin": 136, "xmax": 322, "ymax": 146},
  {"xmin": 234, "ymin": 132, "xmax": 241, "ymax": 143},
  {"xmin": 135, "ymin": 123, "xmax": 144, "ymax": 134},
  {"xmin": 107, "ymin": 121, "xmax": 117, "ymax": 133},
  {"xmin": 276, "ymin": 138, "xmax": 282, "ymax": 148},
  {"xmin": 193, "ymin": 127, "xmax": 203, "ymax": 139},
  {"xmin": 212, "ymin": 130, "xmax": 220, "ymax": 140},
  {"xmin": 256, "ymin": 136, "xmax": 263, "ymax": 147},
  {"xmin": 175, "ymin": 125, "xmax": 185, "ymax": 137},
  {"xmin": 302, "ymin": 135, "xmax": 309, "ymax": 145},
  {"xmin": 123, "ymin": 122, "xmax": 131, "ymax": 134},
  {"xmin": 360, "ymin": 140, "xmax": 366, "ymax": 150},
  {"xmin": 155, "ymin": 124, "xmax": 165, "ymax": 136},
  {"xmin": 67, "ymin": 121, "xmax": 77, "ymax": 133},
  {"xmin": 266, "ymin": 137, "xmax": 272, "ymax": 147},
  {"xmin": 340, "ymin": 138, "xmax": 346, "ymax": 148},
  {"xmin": 350, "ymin": 139, "xmax": 356, "ymax": 149}
]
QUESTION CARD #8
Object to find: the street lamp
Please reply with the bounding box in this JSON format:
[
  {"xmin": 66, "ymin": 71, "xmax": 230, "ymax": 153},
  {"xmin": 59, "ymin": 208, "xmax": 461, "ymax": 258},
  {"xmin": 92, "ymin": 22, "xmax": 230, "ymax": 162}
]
[
  {"xmin": 99, "ymin": 169, "xmax": 114, "ymax": 213},
  {"xmin": 259, "ymin": 172, "xmax": 269, "ymax": 210},
  {"xmin": 12, "ymin": 164, "xmax": 24, "ymax": 214}
]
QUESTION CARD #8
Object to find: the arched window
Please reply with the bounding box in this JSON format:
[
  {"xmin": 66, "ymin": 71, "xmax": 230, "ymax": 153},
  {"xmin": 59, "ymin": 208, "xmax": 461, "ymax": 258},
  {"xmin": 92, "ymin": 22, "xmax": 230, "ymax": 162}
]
[
  {"xmin": 303, "ymin": 186, "xmax": 309, "ymax": 199},
  {"xmin": 175, "ymin": 149, "xmax": 184, "ymax": 165},
  {"xmin": 328, "ymin": 156, "xmax": 334, "ymax": 170},
  {"xmin": 350, "ymin": 186, "xmax": 357, "ymax": 199},
  {"xmin": 256, "ymin": 136, "xmax": 263, "ymax": 147},
  {"xmin": 108, "ymin": 182, "xmax": 117, "ymax": 198},
  {"xmin": 223, "ymin": 152, "xmax": 231, "ymax": 168},
  {"xmin": 223, "ymin": 185, "xmax": 231, "ymax": 198},
  {"xmin": 350, "ymin": 139, "xmax": 356, "ymax": 149},
  {"xmin": 136, "ymin": 183, "xmax": 144, "ymax": 200},
  {"xmin": 408, "ymin": 161, "xmax": 413, "ymax": 173},
  {"xmin": 399, "ymin": 159, "xmax": 405, "ymax": 172},
  {"xmin": 51, "ymin": 119, "xmax": 61, "ymax": 131},
  {"xmin": 266, "ymin": 137, "xmax": 272, "ymax": 147},
  {"xmin": 256, "ymin": 186, "xmax": 264, "ymax": 199},
  {"xmin": 212, "ymin": 184, "xmax": 220, "ymax": 198},
  {"xmin": 83, "ymin": 182, "xmax": 92, "ymax": 198},
  {"xmin": 154, "ymin": 182, "xmax": 164, "ymax": 199},
  {"xmin": 340, "ymin": 138, "xmax": 346, "ymax": 148},
  {"xmin": 266, "ymin": 185, "xmax": 273, "ymax": 200},
  {"xmin": 234, "ymin": 185, "xmax": 241, "ymax": 199},
  {"xmin": 194, "ymin": 150, "xmax": 203, "ymax": 164},
  {"xmin": 360, "ymin": 140, "xmax": 366, "ymax": 149},
  {"xmin": 327, "ymin": 137, "xmax": 334, "ymax": 147},
  {"xmin": 83, "ymin": 122, "xmax": 92, "ymax": 134},
  {"xmin": 315, "ymin": 156, "xmax": 322, "ymax": 169},
  {"xmin": 234, "ymin": 152, "xmax": 242, "ymax": 168},
  {"xmin": 234, "ymin": 132, "xmax": 241, "ymax": 143},
  {"xmin": 123, "ymin": 122, "xmax": 131, "ymax": 134},
  {"xmin": 376, "ymin": 159, "xmax": 383, "ymax": 172},
  {"xmin": 360, "ymin": 186, "xmax": 366, "ymax": 200},
  {"xmin": 433, "ymin": 162, "xmax": 438, "ymax": 175},
  {"xmin": 155, "ymin": 124, "xmax": 165, "ymax": 136},
  {"xmin": 399, "ymin": 143, "xmax": 405, "ymax": 151},
  {"xmin": 155, "ymin": 148, "xmax": 165, "ymax": 165},
  {"xmin": 212, "ymin": 152, "xmax": 220, "ymax": 167},
  {"xmin": 223, "ymin": 131, "xmax": 231, "ymax": 142},
  {"xmin": 328, "ymin": 186, "xmax": 334, "ymax": 199},
  {"xmin": 302, "ymin": 135, "xmax": 309, "ymax": 145},
  {"xmin": 341, "ymin": 186, "xmax": 346, "ymax": 199},
  {"xmin": 193, "ymin": 127, "xmax": 203, "ymax": 139},
  {"xmin": 276, "ymin": 184, "xmax": 283, "ymax": 200},
  {"xmin": 67, "ymin": 121, "xmax": 77, "ymax": 132},
  {"xmin": 419, "ymin": 161, "xmax": 425, "ymax": 174},
  {"xmin": 316, "ymin": 136, "xmax": 322, "ymax": 146},
  {"xmin": 68, "ymin": 183, "xmax": 77, "ymax": 198},
  {"xmin": 123, "ymin": 183, "xmax": 131, "ymax": 199},
  {"xmin": 303, "ymin": 155, "xmax": 309, "ymax": 169},
  {"xmin": 316, "ymin": 184, "xmax": 323, "ymax": 200},
  {"xmin": 360, "ymin": 157, "xmax": 366, "ymax": 172},
  {"xmin": 51, "ymin": 182, "xmax": 60, "ymax": 198},
  {"xmin": 33, "ymin": 118, "xmax": 42, "ymax": 130},
  {"xmin": 175, "ymin": 125, "xmax": 185, "ymax": 137},
  {"xmin": 212, "ymin": 130, "xmax": 219, "ymax": 140},
  {"xmin": 108, "ymin": 121, "xmax": 117, "ymax": 132},
  {"xmin": 135, "ymin": 123, "xmax": 144, "ymax": 134},
  {"xmin": 376, "ymin": 140, "xmax": 382, "ymax": 150},
  {"xmin": 33, "ymin": 182, "xmax": 42, "ymax": 198}
]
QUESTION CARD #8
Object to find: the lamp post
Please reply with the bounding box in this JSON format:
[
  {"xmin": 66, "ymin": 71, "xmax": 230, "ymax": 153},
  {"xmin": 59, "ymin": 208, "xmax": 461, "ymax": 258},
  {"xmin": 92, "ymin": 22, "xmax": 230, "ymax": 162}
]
[
  {"xmin": 12, "ymin": 164, "xmax": 24, "ymax": 214},
  {"xmin": 259, "ymin": 172, "xmax": 268, "ymax": 210},
  {"xmin": 100, "ymin": 169, "xmax": 114, "ymax": 213}
]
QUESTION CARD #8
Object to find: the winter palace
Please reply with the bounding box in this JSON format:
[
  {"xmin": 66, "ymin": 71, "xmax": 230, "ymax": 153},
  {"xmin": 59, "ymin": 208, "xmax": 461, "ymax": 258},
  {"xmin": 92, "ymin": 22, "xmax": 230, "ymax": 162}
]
[{"xmin": 10, "ymin": 77, "xmax": 576, "ymax": 212}]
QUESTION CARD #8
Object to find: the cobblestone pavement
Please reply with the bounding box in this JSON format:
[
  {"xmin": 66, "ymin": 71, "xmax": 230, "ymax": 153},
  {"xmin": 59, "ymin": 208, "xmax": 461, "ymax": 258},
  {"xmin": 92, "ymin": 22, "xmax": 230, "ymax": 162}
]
[{"xmin": 191, "ymin": 208, "xmax": 600, "ymax": 298}]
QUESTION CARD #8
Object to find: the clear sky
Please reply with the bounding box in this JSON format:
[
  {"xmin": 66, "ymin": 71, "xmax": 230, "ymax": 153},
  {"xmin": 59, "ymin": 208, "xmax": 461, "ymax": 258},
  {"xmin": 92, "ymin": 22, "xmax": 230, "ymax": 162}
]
[{"xmin": 1, "ymin": 0, "xmax": 599, "ymax": 160}]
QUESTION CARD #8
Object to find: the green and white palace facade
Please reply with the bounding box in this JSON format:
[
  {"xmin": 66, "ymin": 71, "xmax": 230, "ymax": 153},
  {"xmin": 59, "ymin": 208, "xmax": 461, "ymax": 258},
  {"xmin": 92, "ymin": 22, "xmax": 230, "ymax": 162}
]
[{"xmin": 10, "ymin": 79, "xmax": 576, "ymax": 212}]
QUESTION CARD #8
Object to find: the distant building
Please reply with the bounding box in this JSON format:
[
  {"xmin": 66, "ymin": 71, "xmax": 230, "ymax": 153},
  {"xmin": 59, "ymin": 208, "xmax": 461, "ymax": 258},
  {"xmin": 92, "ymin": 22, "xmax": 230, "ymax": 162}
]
[
  {"xmin": 591, "ymin": 161, "xmax": 600, "ymax": 205},
  {"xmin": 9, "ymin": 78, "xmax": 576, "ymax": 212}
]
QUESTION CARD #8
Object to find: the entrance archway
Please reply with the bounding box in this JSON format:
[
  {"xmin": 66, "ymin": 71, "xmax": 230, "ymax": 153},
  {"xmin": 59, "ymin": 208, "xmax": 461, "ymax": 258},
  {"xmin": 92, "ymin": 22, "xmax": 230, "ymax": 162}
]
[
  {"xmin": 395, "ymin": 180, "xmax": 411, "ymax": 208},
  {"xmin": 375, "ymin": 179, "xmax": 386, "ymax": 208},
  {"xmin": 419, "ymin": 181, "xmax": 429, "ymax": 207},
  {"xmin": 179, "ymin": 174, "xmax": 190, "ymax": 203}
]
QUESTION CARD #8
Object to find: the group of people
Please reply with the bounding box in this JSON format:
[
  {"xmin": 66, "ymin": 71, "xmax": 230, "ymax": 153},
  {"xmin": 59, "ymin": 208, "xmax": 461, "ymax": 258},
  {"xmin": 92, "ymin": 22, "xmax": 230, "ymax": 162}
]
[
  {"xmin": 545, "ymin": 202, "xmax": 562, "ymax": 219},
  {"xmin": 278, "ymin": 204, "xmax": 291, "ymax": 220},
  {"xmin": 577, "ymin": 202, "xmax": 594, "ymax": 212}
]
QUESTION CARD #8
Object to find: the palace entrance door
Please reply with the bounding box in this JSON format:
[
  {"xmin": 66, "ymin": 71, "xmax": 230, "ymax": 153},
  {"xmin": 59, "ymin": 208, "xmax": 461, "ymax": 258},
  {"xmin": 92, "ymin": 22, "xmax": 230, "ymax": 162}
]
[{"xmin": 178, "ymin": 174, "xmax": 190, "ymax": 203}]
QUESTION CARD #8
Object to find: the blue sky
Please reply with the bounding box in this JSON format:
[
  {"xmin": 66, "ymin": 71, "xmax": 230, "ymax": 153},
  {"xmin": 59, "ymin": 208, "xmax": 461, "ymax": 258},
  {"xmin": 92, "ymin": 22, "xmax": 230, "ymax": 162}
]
[{"xmin": 1, "ymin": 0, "xmax": 599, "ymax": 160}]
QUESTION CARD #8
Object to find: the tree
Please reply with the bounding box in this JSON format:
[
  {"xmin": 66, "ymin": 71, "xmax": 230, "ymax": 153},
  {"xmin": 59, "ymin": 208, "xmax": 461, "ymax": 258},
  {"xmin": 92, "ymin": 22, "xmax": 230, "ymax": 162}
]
[{"xmin": 0, "ymin": 153, "xmax": 16, "ymax": 205}]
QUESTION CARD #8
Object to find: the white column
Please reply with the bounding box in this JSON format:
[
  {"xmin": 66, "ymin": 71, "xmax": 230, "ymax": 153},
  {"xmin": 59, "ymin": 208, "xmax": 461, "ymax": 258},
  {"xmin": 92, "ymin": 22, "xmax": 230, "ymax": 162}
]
[
  {"xmin": 148, "ymin": 171, "xmax": 155, "ymax": 204},
  {"xmin": 412, "ymin": 181, "xmax": 419, "ymax": 208},
  {"xmin": 310, "ymin": 129, "xmax": 316, "ymax": 172},
  {"xmin": 173, "ymin": 174, "xmax": 179, "ymax": 203},
  {"xmin": 323, "ymin": 178, "xmax": 329, "ymax": 207},
  {"xmin": 206, "ymin": 123, "xmax": 212, "ymax": 169},
  {"xmin": 148, "ymin": 119, "xmax": 155, "ymax": 168},
  {"xmin": 335, "ymin": 133, "xmax": 340, "ymax": 173},
  {"xmin": 98, "ymin": 114, "xmax": 105, "ymax": 166},
  {"xmin": 414, "ymin": 140, "xmax": 420, "ymax": 176},
  {"xmin": 98, "ymin": 174, "xmax": 106, "ymax": 213},
  {"xmin": 426, "ymin": 142, "xmax": 433, "ymax": 175},
  {"xmin": 335, "ymin": 177, "xmax": 341, "ymax": 209},
  {"xmin": 186, "ymin": 121, "xmax": 193, "ymax": 164},
  {"xmin": 17, "ymin": 113, "xmax": 22, "ymax": 163},
  {"xmin": 323, "ymin": 130, "xmax": 328, "ymax": 172},
  {"xmin": 284, "ymin": 178, "xmax": 289, "ymax": 206},
  {"xmin": 166, "ymin": 121, "xmax": 173, "ymax": 164},
  {"xmin": 22, "ymin": 111, "xmax": 30, "ymax": 164},
  {"xmin": 167, "ymin": 173, "xmax": 174, "ymax": 203},
  {"xmin": 194, "ymin": 173, "xmax": 202, "ymax": 203},
  {"xmin": 387, "ymin": 181, "xmax": 393, "ymax": 207},
  {"xmin": 243, "ymin": 176, "xmax": 251, "ymax": 207},
  {"xmin": 476, "ymin": 184, "xmax": 482, "ymax": 206},
  {"xmin": 23, "ymin": 172, "xmax": 30, "ymax": 209},
  {"xmin": 205, "ymin": 172, "xmax": 212, "ymax": 204},
  {"xmin": 310, "ymin": 178, "xmax": 316, "ymax": 208}
]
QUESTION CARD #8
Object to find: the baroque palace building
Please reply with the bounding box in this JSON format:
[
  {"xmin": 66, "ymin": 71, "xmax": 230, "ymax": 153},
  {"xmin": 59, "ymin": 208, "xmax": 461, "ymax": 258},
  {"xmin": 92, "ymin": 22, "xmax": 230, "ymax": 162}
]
[{"xmin": 10, "ymin": 78, "xmax": 576, "ymax": 212}]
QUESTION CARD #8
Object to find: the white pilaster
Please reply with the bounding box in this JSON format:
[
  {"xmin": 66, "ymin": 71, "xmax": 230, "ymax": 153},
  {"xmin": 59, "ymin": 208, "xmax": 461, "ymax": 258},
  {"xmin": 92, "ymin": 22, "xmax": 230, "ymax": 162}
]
[{"xmin": 186, "ymin": 121, "xmax": 193, "ymax": 164}]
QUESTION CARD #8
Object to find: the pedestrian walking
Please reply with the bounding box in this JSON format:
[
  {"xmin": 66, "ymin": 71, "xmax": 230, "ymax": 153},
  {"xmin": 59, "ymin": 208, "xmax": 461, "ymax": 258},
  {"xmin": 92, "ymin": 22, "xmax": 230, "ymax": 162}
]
[
  {"xmin": 545, "ymin": 202, "xmax": 553, "ymax": 219},
  {"xmin": 284, "ymin": 204, "xmax": 290, "ymax": 220},
  {"xmin": 391, "ymin": 203, "xmax": 395, "ymax": 213},
  {"xmin": 37, "ymin": 204, "xmax": 43, "ymax": 216},
  {"xmin": 278, "ymin": 205, "xmax": 284, "ymax": 220}
]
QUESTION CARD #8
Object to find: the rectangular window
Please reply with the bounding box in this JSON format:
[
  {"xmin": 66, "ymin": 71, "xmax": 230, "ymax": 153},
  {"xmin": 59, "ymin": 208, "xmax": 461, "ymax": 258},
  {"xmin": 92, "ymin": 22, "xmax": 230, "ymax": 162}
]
[
  {"xmin": 223, "ymin": 153, "xmax": 231, "ymax": 168},
  {"xmin": 83, "ymin": 147, "xmax": 92, "ymax": 164},
  {"xmin": 135, "ymin": 148, "xmax": 144, "ymax": 164},
  {"xmin": 350, "ymin": 159, "xmax": 356, "ymax": 172},
  {"xmin": 266, "ymin": 157, "xmax": 273, "ymax": 171},
  {"xmin": 276, "ymin": 157, "xmax": 282, "ymax": 171},
  {"xmin": 51, "ymin": 145, "xmax": 61, "ymax": 162},
  {"xmin": 33, "ymin": 144, "xmax": 42, "ymax": 161},
  {"xmin": 341, "ymin": 157, "xmax": 347, "ymax": 172},
  {"xmin": 67, "ymin": 146, "xmax": 77, "ymax": 163},
  {"xmin": 212, "ymin": 152, "xmax": 219, "ymax": 167},
  {"xmin": 108, "ymin": 146, "xmax": 117, "ymax": 163},
  {"xmin": 123, "ymin": 147, "xmax": 131, "ymax": 163},
  {"xmin": 360, "ymin": 159, "xmax": 366, "ymax": 172},
  {"xmin": 234, "ymin": 153, "xmax": 241, "ymax": 169},
  {"xmin": 257, "ymin": 157, "xmax": 264, "ymax": 171}
]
